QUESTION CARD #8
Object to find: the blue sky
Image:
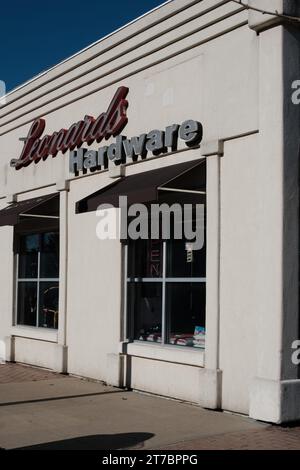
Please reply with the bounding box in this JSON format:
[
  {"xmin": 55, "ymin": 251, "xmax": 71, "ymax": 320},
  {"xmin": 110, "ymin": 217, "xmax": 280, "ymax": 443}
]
[{"xmin": 1, "ymin": 0, "xmax": 165, "ymax": 92}]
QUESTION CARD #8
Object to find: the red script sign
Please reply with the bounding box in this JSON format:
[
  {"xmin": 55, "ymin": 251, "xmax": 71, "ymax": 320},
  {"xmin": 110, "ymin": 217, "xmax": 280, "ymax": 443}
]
[{"xmin": 13, "ymin": 86, "xmax": 129, "ymax": 170}]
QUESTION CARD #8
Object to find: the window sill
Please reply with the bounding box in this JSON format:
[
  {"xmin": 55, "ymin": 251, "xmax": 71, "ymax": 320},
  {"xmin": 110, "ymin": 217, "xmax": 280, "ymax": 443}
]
[
  {"xmin": 126, "ymin": 341, "xmax": 205, "ymax": 367},
  {"xmin": 11, "ymin": 325, "xmax": 58, "ymax": 343}
]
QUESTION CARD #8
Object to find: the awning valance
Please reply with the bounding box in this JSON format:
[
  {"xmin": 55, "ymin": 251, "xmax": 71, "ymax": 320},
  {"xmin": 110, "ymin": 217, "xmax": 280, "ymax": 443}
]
[
  {"xmin": 76, "ymin": 159, "xmax": 205, "ymax": 214},
  {"xmin": 0, "ymin": 193, "xmax": 58, "ymax": 227}
]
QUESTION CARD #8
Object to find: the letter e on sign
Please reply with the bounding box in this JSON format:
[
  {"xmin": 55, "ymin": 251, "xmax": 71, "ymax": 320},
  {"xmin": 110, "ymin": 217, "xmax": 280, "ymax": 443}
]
[{"xmin": 179, "ymin": 120, "xmax": 203, "ymax": 146}]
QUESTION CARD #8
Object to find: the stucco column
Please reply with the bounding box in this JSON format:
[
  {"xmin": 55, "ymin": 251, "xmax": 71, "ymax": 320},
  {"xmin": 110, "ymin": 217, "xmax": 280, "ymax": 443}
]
[
  {"xmin": 198, "ymin": 144, "xmax": 223, "ymax": 409},
  {"xmin": 248, "ymin": 4, "xmax": 300, "ymax": 422},
  {"xmin": 55, "ymin": 182, "xmax": 69, "ymax": 372}
]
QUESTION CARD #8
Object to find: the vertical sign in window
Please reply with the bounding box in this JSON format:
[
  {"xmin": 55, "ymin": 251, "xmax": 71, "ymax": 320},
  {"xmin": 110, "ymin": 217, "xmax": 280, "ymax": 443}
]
[
  {"xmin": 148, "ymin": 240, "xmax": 162, "ymax": 278},
  {"xmin": 127, "ymin": 239, "xmax": 163, "ymax": 343}
]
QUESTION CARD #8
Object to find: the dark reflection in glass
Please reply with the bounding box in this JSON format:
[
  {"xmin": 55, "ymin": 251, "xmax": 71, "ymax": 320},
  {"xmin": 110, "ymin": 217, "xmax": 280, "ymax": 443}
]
[
  {"xmin": 17, "ymin": 282, "xmax": 37, "ymax": 326},
  {"xmin": 165, "ymin": 283, "xmax": 206, "ymax": 348},
  {"xmin": 167, "ymin": 238, "xmax": 206, "ymax": 278},
  {"xmin": 40, "ymin": 232, "xmax": 59, "ymax": 278},
  {"xmin": 18, "ymin": 234, "xmax": 39, "ymax": 278},
  {"xmin": 127, "ymin": 282, "xmax": 162, "ymax": 342},
  {"xmin": 39, "ymin": 282, "xmax": 59, "ymax": 329}
]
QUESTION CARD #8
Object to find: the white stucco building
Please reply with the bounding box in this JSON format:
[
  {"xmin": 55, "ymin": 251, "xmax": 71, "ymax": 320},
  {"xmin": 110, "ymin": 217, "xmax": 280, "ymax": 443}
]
[{"xmin": 0, "ymin": 0, "xmax": 300, "ymax": 424}]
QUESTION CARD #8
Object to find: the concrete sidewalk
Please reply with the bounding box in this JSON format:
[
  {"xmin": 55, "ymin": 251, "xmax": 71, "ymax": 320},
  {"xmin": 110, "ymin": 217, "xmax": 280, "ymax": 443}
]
[{"xmin": 0, "ymin": 363, "xmax": 299, "ymax": 450}]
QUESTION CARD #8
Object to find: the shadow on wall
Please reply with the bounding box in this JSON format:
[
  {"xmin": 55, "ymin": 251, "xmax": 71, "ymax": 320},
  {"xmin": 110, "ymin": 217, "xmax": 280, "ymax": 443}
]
[{"xmin": 13, "ymin": 432, "xmax": 155, "ymax": 450}]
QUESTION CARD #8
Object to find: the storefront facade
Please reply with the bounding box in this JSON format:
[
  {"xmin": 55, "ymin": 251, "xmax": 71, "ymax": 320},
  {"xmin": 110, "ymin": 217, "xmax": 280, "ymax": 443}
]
[{"xmin": 0, "ymin": 0, "xmax": 300, "ymax": 423}]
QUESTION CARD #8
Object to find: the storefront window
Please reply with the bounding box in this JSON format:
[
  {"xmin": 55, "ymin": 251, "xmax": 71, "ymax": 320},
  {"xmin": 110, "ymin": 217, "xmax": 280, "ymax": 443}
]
[
  {"xmin": 16, "ymin": 232, "xmax": 59, "ymax": 329},
  {"xmin": 126, "ymin": 218, "xmax": 206, "ymax": 349}
]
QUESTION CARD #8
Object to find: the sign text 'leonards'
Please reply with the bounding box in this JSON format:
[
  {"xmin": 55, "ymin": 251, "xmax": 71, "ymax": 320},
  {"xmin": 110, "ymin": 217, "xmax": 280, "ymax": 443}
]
[{"xmin": 11, "ymin": 87, "xmax": 129, "ymax": 170}]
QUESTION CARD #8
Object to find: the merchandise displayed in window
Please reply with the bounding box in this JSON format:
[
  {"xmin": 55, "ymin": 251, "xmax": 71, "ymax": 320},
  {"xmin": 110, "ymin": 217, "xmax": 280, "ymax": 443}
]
[{"xmin": 16, "ymin": 232, "xmax": 59, "ymax": 329}]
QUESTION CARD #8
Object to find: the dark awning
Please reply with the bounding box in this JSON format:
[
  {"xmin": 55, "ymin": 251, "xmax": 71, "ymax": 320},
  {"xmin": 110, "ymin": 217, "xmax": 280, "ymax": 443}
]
[
  {"xmin": 76, "ymin": 159, "xmax": 205, "ymax": 214},
  {"xmin": 0, "ymin": 193, "xmax": 58, "ymax": 227}
]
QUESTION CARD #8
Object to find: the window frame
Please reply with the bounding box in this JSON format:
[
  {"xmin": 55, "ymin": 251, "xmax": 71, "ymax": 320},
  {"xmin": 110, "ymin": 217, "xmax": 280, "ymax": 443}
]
[
  {"xmin": 125, "ymin": 234, "xmax": 206, "ymax": 348},
  {"xmin": 14, "ymin": 230, "xmax": 60, "ymax": 330}
]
